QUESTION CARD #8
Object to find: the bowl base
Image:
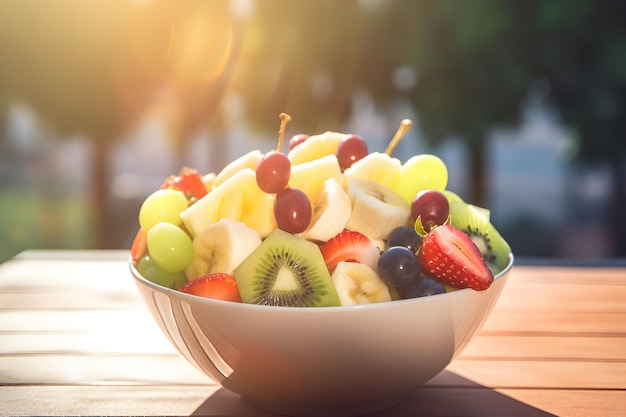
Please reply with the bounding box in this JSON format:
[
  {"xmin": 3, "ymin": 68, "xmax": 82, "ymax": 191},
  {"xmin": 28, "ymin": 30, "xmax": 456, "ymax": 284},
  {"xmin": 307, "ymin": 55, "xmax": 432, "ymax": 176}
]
[{"xmin": 241, "ymin": 393, "xmax": 407, "ymax": 417}]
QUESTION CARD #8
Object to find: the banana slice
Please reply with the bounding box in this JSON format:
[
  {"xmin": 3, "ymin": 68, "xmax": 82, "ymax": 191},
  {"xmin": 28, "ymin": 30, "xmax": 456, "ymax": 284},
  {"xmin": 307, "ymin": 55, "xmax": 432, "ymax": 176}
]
[
  {"xmin": 201, "ymin": 172, "xmax": 216, "ymax": 191},
  {"xmin": 343, "ymin": 152, "xmax": 402, "ymax": 189},
  {"xmin": 288, "ymin": 131, "xmax": 345, "ymax": 165},
  {"xmin": 346, "ymin": 179, "xmax": 410, "ymax": 241},
  {"xmin": 332, "ymin": 261, "xmax": 391, "ymax": 305},
  {"xmin": 185, "ymin": 219, "xmax": 262, "ymax": 281},
  {"xmin": 212, "ymin": 150, "xmax": 263, "ymax": 189},
  {"xmin": 181, "ymin": 168, "xmax": 276, "ymax": 237},
  {"xmin": 289, "ymin": 153, "xmax": 344, "ymax": 204},
  {"xmin": 302, "ymin": 177, "xmax": 352, "ymax": 242}
]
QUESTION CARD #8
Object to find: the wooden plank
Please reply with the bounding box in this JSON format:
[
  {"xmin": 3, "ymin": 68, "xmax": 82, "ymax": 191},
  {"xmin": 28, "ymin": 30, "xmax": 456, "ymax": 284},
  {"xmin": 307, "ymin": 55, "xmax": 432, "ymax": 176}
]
[
  {"xmin": 0, "ymin": 259, "xmax": 139, "ymax": 311},
  {"xmin": 494, "ymin": 282, "xmax": 626, "ymax": 314},
  {"xmin": 0, "ymin": 355, "xmax": 214, "ymax": 385},
  {"xmin": 4, "ymin": 385, "xmax": 622, "ymax": 417},
  {"xmin": 0, "ymin": 308, "xmax": 176, "ymax": 361},
  {"xmin": 0, "ymin": 329, "xmax": 176, "ymax": 356},
  {"xmin": 2, "ymin": 253, "xmax": 624, "ymax": 417},
  {"xmin": 509, "ymin": 266, "xmax": 626, "ymax": 286},
  {"xmin": 461, "ymin": 335, "xmax": 626, "ymax": 361},
  {"xmin": 0, "ymin": 258, "xmax": 132, "ymax": 291},
  {"xmin": 447, "ymin": 359, "xmax": 626, "ymax": 389},
  {"xmin": 482, "ymin": 311, "xmax": 626, "ymax": 334},
  {"xmin": 3, "ymin": 381, "xmax": 623, "ymax": 417},
  {"xmin": 0, "ymin": 309, "xmax": 155, "ymax": 333},
  {"xmin": 0, "ymin": 384, "xmax": 560, "ymax": 417},
  {"xmin": 0, "ymin": 291, "xmax": 141, "ymax": 309},
  {"xmin": 482, "ymin": 266, "xmax": 626, "ymax": 335},
  {"xmin": 0, "ymin": 356, "xmax": 500, "ymax": 389},
  {"xmin": 12, "ymin": 249, "xmax": 128, "ymax": 261},
  {"xmin": 5, "ymin": 300, "xmax": 619, "ymax": 361},
  {"xmin": 498, "ymin": 389, "xmax": 626, "ymax": 417}
]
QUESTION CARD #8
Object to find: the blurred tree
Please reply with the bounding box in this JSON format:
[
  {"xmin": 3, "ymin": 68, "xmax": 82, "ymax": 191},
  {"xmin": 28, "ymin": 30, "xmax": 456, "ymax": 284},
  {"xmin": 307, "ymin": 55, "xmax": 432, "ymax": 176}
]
[
  {"xmin": 227, "ymin": 0, "xmax": 368, "ymax": 133},
  {"xmin": 2, "ymin": 0, "xmax": 625, "ymax": 256},
  {"xmin": 530, "ymin": 0, "xmax": 626, "ymax": 256},
  {"xmin": 228, "ymin": 0, "xmax": 534, "ymax": 205},
  {"xmin": 238, "ymin": 0, "xmax": 626, "ymax": 255},
  {"xmin": 293, "ymin": 0, "xmax": 626, "ymax": 255},
  {"xmin": 385, "ymin": 0, "xmax": 626, "ymax": 256},
  {"xmin": 404, "ymin": 0, "xmax": 626, "ymax": 256},
  {"xmin": 379, "ymin": 0, "xmax": 533, "ymax": 206},
  {"xmin": 0, "ymin": 0, "xmax": 239, "ymax": 248}
]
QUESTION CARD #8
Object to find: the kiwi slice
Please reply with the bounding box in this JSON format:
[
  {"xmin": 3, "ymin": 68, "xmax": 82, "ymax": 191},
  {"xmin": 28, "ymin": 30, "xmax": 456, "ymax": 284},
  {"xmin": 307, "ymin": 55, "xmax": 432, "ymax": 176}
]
[
  {"xmin": 443, "ymin": 190, "xmax": 465, "ymax": 205},
  {"xmin": 444, "ymin": 190, "xmax": 491, "ymax": 221},
  {"xmin": 449, "ymin": 202, "xmax": 511, "ymax": 275},
  {"xmin": 233, "ymin": 229, "xmax": 341, "ymax": 307}
]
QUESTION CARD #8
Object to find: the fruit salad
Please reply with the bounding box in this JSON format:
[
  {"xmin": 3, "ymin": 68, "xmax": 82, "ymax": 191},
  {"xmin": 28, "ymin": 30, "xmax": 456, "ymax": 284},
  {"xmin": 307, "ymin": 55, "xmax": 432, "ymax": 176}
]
[{"xmin": 131, "ymin": 114, "xmax": 512, "ymax": 307}]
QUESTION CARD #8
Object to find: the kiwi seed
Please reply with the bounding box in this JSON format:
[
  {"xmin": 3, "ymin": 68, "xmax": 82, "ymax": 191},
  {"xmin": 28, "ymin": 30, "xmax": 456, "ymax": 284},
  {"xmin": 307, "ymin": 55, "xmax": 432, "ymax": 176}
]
[{"xmin": 233, "ymin": 229, "xmax": 341, "ymax": 307}]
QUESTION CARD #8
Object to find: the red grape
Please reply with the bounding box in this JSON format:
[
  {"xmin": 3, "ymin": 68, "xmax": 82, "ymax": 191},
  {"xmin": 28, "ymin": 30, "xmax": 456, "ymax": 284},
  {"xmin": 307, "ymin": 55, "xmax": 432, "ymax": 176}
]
[
  {"xmin": 288, "ymin": 134, "xmax": 309, "ymax": 151},
  {"xmin": 256, "ymin": 151, "xmax": 291, "ymax": 193},
  {"xmin": 274, "ymin": 188, "xmax": 312, "ymax": 234},
  {"xmin": 411, "ymin": 189, "xmax": 450, "ymax": 232},
  {"xmin": 336, "ymin": 134, "xmax": 368, "ymax": 171}
]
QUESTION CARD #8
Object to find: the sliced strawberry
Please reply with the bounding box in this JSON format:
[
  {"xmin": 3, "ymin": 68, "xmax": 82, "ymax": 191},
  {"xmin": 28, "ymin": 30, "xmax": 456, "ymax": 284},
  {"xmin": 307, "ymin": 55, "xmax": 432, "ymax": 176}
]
[
  {"xmin": 420, "ymin": 224, "xmax": 494, "ymax": 291},
  {"xmin": 160, "ymin": 167, "xmax": 207, "ymax": 201},
  {"xmin": 319, "ymin": 230, "xmax": 381, "ymax": 273},
  {"xmin": 130, "ymin": 227, "xmax": 148, "ymax": 263},
  {"xmin": 179, "ymin": 273, "xmax": 242, "ymax": 303}
]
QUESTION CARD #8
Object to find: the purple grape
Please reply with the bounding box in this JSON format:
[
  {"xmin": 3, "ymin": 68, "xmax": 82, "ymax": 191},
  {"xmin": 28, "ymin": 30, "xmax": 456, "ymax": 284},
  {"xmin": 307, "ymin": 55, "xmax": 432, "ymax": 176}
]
[
  {"xmin": 404, "ymin": 276, "xmax": 446, "ymax": 298},
  {"xmin": 377, "ymin": 246, "xmax": 420, "ymax": 287},
  {"xmin": 387, "ymin": 226, "xmax": 423, "ymax": 253}
]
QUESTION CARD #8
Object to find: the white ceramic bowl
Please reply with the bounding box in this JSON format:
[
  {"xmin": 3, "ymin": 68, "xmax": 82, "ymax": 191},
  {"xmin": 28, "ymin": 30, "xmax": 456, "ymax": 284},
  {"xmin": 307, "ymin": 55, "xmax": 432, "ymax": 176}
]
[{"xmin": 130, "ymin": 254, "xmax": 513, "ymax": 417}]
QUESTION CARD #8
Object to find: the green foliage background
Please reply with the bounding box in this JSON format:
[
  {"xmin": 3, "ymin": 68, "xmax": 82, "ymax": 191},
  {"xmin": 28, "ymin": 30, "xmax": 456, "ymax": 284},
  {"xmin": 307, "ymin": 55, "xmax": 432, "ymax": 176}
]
[{"xmin": 1, "ymin": 0, "xmax": 625, "ymax": 257}]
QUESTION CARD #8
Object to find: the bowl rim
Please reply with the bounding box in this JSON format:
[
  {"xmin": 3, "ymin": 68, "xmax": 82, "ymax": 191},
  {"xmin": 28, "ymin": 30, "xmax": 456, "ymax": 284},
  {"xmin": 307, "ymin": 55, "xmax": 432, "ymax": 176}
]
[{"xmin": 129, "ymin": 253, "xmax": 514, "ymax": 312}]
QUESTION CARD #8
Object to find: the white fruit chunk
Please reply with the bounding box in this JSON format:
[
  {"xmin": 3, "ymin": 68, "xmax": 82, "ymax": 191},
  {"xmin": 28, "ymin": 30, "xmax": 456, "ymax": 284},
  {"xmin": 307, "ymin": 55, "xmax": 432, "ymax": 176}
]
[
  {"xmin": 212, "ymin": 150, "xmax": 263, "ymax": 190},
  {"xmin": 288, "ymin": 153, "xmax": 344, "ymax": 203},
  {"xmin": 302, "ymin": 177, "xmax": 352, "ymax": 242},
  {"xmin": 288, "ymin": 131, "xmax": 345, "ymax": 165},
  {"xmin": 185, "ymin": 219, "xmax": 262, "ymax": 281},
  {"xmin": 332, "ymin": 261, "xmax": 391, "ymax": 305},
  {"xmin": 181, "ymin": 168, "xmax": 276, "ymax": 237},
  {"xmin": 343, "ymin": 152, "xmax": 401, "ymax": 189},
  {"xmin": 346, "ymin": 179, "xmax": 410, "ymax": 241}
]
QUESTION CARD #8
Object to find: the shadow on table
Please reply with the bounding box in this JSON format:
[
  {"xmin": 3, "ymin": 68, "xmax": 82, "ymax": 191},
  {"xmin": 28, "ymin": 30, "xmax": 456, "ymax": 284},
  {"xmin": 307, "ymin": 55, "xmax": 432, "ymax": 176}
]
[{"xmin": 191, "ymin": 370, "xmax": 556, "ymax": 417}]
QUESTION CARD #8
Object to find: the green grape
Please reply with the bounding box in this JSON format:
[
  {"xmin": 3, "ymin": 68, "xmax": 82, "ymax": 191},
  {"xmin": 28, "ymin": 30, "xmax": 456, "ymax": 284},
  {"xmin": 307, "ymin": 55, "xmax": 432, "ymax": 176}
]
[
  {"xmin": 147, "ymin": 222, "xmax": 194, "ymax": 273},
  {"xmin": 393, "ymin": 154, "xmax": 448, "ymax": 203},
  {"xmin": 139, "ymin": 188, "xmax": 188, "ymax": 231},
  {"xmin": 136, "ymin": 255, "xmax": 188, "ymax": 289},
  {"xmin": 145, "ymin": 267, "xmax": 187, "ymax": 290},
  {"xmin": 136, "ymin": 255, "xmax": 153, "ymax": 276},
  {"xmin": 136, "ymin": 255, "xmax": 187, "ymax": 290}
]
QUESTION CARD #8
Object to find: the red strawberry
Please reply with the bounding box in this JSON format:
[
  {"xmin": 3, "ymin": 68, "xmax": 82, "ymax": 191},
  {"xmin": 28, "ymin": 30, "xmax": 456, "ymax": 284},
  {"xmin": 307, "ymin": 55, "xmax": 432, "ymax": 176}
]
[
  {"xmin": 161, "ymin": 167, "xmax": 207, "ymax": 201},
  {"xmin": 319, "ymin": 231, "xmax": 381, "ymax": 273},
  {"xmin": 420, "ymin": 224, "xmax": 494, "ymax": 291},
  {"xmin": 179, "ymin": 273, "xmax": 242, "ymax": 302},
  {"xmin": 130, "ymin": 227, "xmax": 147, "ymax": 263}
]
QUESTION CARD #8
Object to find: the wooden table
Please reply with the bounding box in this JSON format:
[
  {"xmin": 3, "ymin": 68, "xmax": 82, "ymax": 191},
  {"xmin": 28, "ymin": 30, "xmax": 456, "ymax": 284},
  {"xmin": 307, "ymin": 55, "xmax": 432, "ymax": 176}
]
[{"xmin": 0, "ymin": 250, "xmax": 624, "ymax": 417}]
